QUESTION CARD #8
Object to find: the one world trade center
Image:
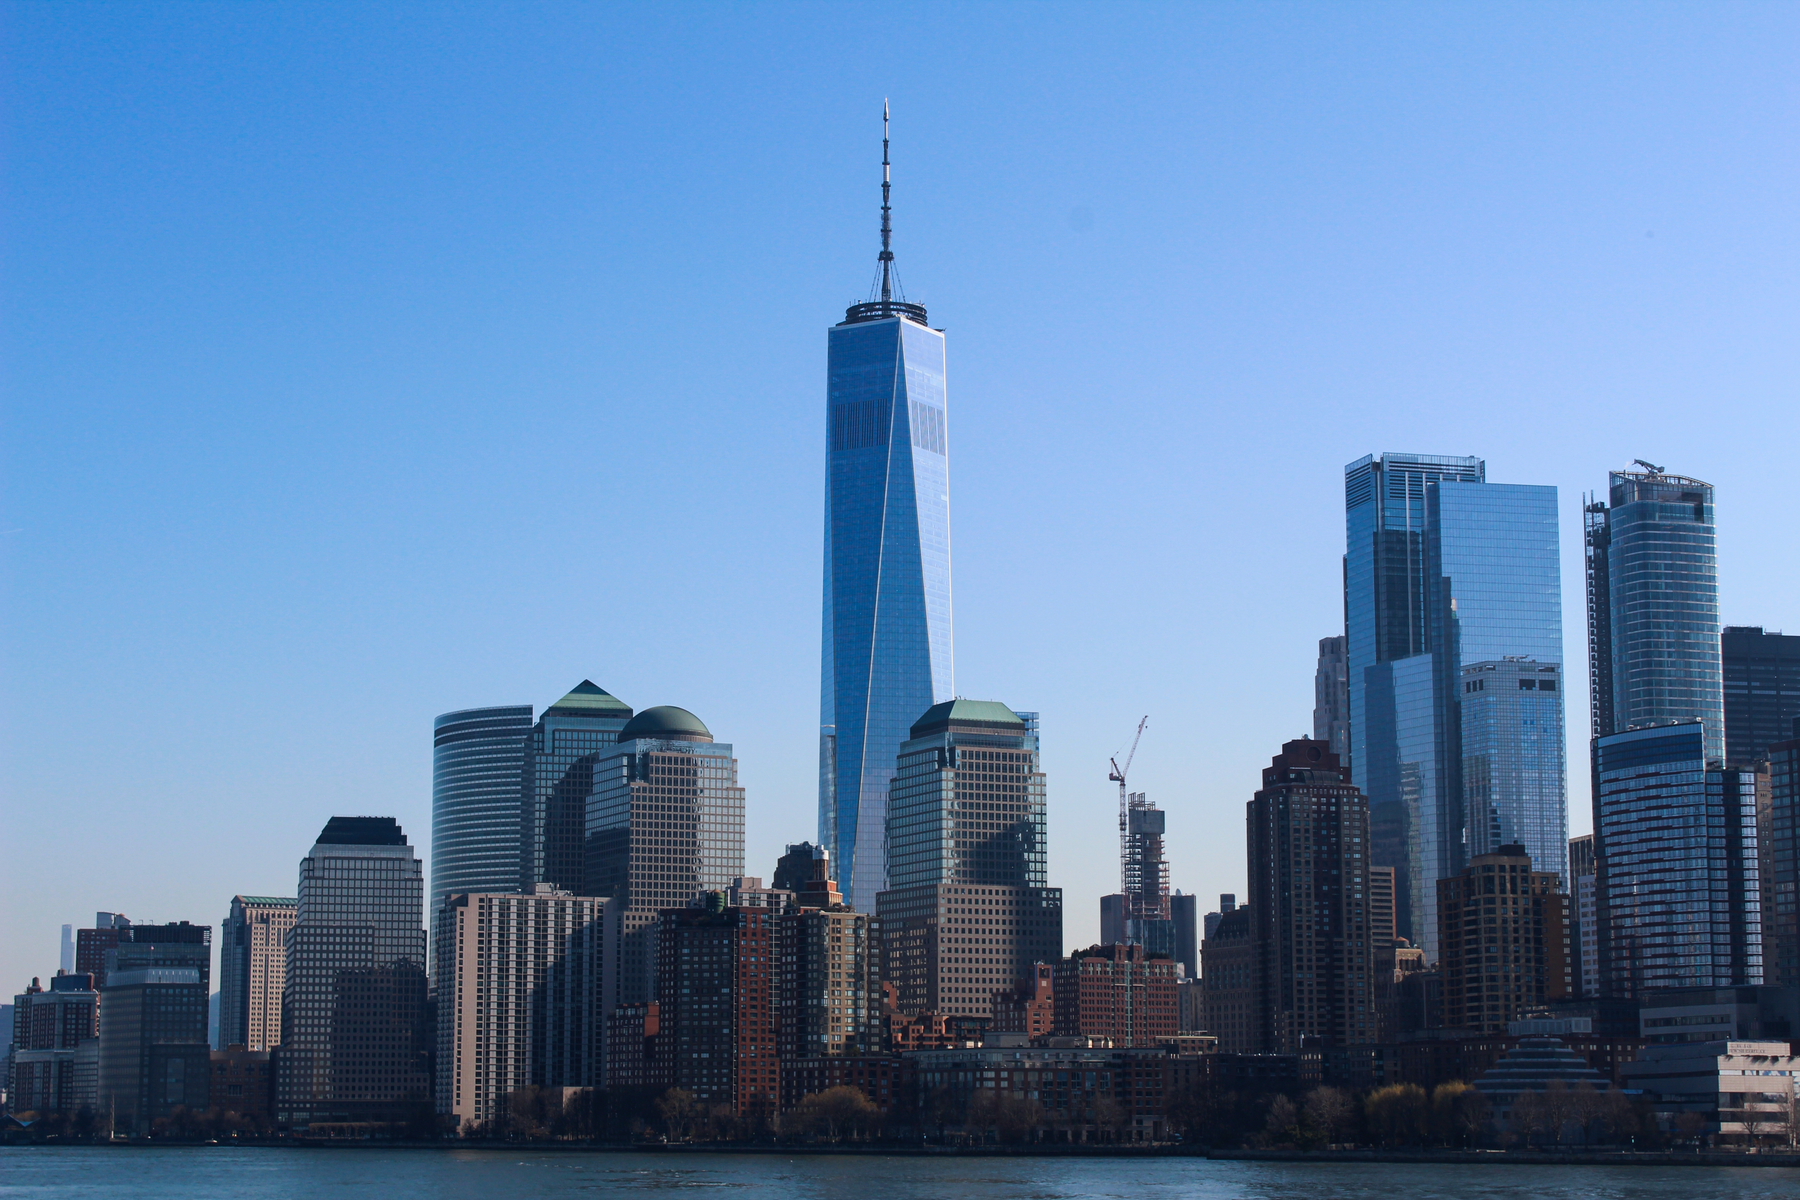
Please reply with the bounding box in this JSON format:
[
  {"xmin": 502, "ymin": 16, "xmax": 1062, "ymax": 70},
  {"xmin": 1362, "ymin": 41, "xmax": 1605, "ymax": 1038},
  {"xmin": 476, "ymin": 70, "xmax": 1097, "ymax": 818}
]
[{"xmin": 820, "ymin": 107, "xmax": 953, "ymax": 912}]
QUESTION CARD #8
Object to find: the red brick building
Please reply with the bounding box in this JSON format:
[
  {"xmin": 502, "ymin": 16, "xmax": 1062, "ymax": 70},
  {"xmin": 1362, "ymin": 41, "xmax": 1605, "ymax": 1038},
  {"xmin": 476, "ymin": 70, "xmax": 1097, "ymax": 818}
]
[
  {"xmin": 654, "ymin": 905, "xmax": 777, "ymax": 1115},
  {"xmin": 1051, "ymin": 944, "xmax": 1177, "ymax": 1047},
  {"xmin": 989, "ymin": 964, "xmax": 1054, "ymax": 1038},
  {"xmin": 779, "ymin": 1054, "xmax": 906, "ymax": 1117}
]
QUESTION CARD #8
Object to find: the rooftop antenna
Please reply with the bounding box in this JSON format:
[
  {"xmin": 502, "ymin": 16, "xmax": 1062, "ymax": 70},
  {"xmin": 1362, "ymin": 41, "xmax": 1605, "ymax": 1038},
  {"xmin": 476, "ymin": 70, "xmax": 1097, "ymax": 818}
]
[
  {"xmin": 843, "ymin": 103, "xmax": 926, "ymax": 326},
  {"xmin": 879, "ymin": 99, "xmax": 893, "ymax": 303}
]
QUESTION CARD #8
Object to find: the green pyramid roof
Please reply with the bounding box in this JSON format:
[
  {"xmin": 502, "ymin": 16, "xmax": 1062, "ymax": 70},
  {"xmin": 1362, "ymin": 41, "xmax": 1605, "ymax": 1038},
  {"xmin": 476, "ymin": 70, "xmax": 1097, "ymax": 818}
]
[
  {"xmin": 910, "ymin": 699, "xmax": 1026, "ymax": 739},
  {"xmin": 546, "ymin": 680, "xmax": 632, "ymax": 718}
]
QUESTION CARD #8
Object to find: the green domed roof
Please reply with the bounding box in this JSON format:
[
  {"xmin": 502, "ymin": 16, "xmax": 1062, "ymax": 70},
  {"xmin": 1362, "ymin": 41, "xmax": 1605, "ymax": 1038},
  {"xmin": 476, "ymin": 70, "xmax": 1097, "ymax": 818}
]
[
  {"xmin": 545, "ymin": 680, "xmax": 632, "ymax": 718},
  {"xmin": 619, "ymin": 705, "xmax": 712, "ymax": 743}
]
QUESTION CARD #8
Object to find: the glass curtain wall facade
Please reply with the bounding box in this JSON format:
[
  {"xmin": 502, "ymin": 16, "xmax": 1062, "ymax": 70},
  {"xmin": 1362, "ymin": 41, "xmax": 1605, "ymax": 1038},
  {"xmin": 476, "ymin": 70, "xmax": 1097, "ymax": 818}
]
[
  {"xmin": 1593, "ymin": 722, "xmax": 1761, "ymax": 997},
  {"xmin": 432, "ymin": 705, "xmax": 533, "ymax": 917},
  {"xmin": 1344, "ymin": 453, "xmax": 1485, "ymax": 791},
  {"xmin": 520, "ymin": 681, "xmax": 634, "ymax": 895},
  {"xmin": 1585, "ymin": 470, "xmax": 1724, "ymax": 762},
  {"xmin": 1348, "ymin": 460, "xmax": 1565, "ymax": 961},
  {"xmin": 821, "ymin": 314, "xmax": 954, "ymax": 912},
  {"xmin": 1363, "ymin": 655, "xmax": 1451, "ymax": 958},
  {"xmin": 1460, "ymin": 660, "xmax": 1568, "ymax": 884}
]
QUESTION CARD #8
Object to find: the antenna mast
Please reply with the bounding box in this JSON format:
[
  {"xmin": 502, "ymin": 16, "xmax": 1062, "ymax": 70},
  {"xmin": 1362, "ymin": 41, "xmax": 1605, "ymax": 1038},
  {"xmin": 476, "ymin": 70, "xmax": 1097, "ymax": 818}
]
[{"xmin": 879, "ymin": 99, "xmax": 893, "ymax": 302}]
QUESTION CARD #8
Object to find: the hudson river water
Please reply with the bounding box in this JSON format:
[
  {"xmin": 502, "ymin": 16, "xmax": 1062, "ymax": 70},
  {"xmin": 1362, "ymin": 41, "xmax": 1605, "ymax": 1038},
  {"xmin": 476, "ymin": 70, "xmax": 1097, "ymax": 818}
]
[{"xmin": 2, "ymin": 1148, "xmax": 1799, "ymax": 1198}]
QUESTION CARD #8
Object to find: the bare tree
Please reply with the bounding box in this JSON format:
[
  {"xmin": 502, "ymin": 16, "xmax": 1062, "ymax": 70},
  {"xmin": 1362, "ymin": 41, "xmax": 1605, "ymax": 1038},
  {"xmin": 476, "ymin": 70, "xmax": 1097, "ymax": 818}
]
[
  {"xmin": 1304, "ymin": 1086, "xmax": 1354, "ymax": 1145},
  {"xmin": 655, "ymin": 1088, "xmax": 700, "ymax": 1143}
]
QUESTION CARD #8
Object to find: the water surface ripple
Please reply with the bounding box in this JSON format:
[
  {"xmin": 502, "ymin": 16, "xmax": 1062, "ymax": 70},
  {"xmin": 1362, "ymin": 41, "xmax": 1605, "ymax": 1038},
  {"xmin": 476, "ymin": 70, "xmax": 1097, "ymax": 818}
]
[{"xmin": 2, "ymin": 1148, "xmax": 1797, "ymax": 1199}]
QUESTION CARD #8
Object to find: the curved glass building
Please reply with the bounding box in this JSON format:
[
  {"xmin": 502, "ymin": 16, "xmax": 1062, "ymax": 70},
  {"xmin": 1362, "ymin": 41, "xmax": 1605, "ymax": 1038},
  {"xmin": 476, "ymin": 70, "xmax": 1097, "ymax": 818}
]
[
  {"xmin": 1586, "ymin": 469, "xmax": 1723, "ymax": 763},
  {"xmin": 431, "ymin": 704, "xmax": 532, "ymax": 916}
]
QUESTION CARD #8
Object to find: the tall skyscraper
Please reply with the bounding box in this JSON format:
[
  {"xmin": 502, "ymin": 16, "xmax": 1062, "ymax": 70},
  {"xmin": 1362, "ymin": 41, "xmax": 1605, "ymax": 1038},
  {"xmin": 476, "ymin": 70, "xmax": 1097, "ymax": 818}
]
[
  {"xmin": 1584, "ymin": 467, "xmax": 1724, "ymax": 762},
  {"xmin": 1170, "ymin": 891, "xmax": 1199, "ymax": 981},
  {"xmin": 1200, "ymin": 904, "xmax": 1254, "ymax": 1052},
  {"xmin": 820, "ymin": 110, "xmax": 953, "ymax": 912},
  {"xmin": 432, "ymin": 704, "xmax": 533, "ymax": 917},
  {"xmin": 777, "ymin": 862, "xmax": 877, "ymax": 1059},
  {"xmin": 1313, "ymin": 635, "xmax": 1349, "ymax": 760},
  {"xmin": 1436, "ymin": 845, "xmax": 1570, "ymax": 1032},
  {"xmin": 218, "ymin": 895, "xmax": 296, "ymax": 1052},
  {"xmin": 1346, "ymin": 453, "xmax": 1564, "ymax": 959},
  {"xmin": 584, "ymin": 706, "xmax": 746, "ymax": 1008},
  {"xmin": 1569, "ymin": 834, "xmax": 1599, "ymax": 998},
  {"xmin": 1722, "ymin": 626, "xmax": 1800, "ymax": 766},
  {"xmin": 434, "ymin": 887, "xmax": 607, "ymax": 1131},
  {"xmin": 1760, "ymin": 720, "xmax": 1798, "ymax": 990},
  {"xmin": 1592, "ymin": 722, "xmax": 1761, "ymax": 998},
  {"xmin": 98, "ymin": 922, "xmax": 212, "ymax": 1135},
  {"xmin": 59, "ymin": 926, "xmax": 73, "ymax": 974},
  {"xmin": 655, "ymin": 902, "xmax": 779, "ymax": 1116},
  {"xmin": 277, "ymin": 817, "xmax": 429, "ymax": 1128},
  {"xmin": 1245, "ymin": 738, "xmax": 1376, "ymax": 1052},
  {"xmin": 877, "ymin": 700, "xmax": 1061, "ymax": 1019},
  {"xmin": 521, "ymin": 681, "xmax": 634, "ymax": 894},
  {"xmin": 1460, "ymin": 659, "xmax": 1568, "ymax": 884}
]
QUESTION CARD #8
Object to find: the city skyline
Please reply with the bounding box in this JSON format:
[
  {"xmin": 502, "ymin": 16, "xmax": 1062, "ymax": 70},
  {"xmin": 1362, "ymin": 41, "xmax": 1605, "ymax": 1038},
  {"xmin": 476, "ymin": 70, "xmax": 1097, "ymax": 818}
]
[{"xmin": 5, "ymin": 5, "xmax": 1799, "ymax": 997}]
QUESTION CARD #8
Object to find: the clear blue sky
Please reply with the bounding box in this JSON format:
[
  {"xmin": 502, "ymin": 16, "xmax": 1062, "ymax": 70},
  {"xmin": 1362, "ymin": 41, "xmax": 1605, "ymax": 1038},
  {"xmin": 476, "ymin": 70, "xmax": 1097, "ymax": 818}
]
[{"xmin": 3, "ymin": 3, "xmax": 1795, "ymax": 993}]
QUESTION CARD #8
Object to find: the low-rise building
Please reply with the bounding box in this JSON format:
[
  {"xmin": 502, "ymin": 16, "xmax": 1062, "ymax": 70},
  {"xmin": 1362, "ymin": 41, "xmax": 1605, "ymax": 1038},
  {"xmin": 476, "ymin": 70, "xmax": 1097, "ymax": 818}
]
[
  {"xmin": 779, "ymin": 1054, "xmax": 904, "ymax": 1117},
  {"xmin": 209, "ymin": 1045, "xmax": 273, "ymax": 1125},
  {"xmin": 1622, "ymin": 1040, "xmax": 1799, "ymax": 1144},
  {"xmin": 907, "ymin": 1044, "xmax": 1178, "ymax": 1141}
]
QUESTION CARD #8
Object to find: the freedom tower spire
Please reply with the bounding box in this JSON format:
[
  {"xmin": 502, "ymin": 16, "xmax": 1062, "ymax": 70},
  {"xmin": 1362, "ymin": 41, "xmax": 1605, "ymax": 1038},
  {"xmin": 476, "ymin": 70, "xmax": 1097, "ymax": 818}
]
[{"xmin": 821, "ymin": 104, "xmax": 953, "ymax": 911}]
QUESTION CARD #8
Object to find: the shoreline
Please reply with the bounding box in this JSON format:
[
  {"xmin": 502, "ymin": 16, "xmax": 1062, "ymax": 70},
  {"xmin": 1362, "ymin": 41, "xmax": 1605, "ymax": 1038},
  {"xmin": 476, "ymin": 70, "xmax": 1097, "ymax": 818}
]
[{"xmin": 10, "ymin": 1141, "xmax": 1800, "ymax": 1166}]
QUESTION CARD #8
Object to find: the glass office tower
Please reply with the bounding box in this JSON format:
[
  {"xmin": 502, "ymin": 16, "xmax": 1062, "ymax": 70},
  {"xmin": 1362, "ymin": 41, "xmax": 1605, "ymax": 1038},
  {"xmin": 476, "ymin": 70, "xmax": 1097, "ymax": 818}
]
[
  {"xmin": 1585, "ymin": 468, "xmax": 1724, "ymax": 763},
  {"xmin": 1346, "ymin": 455, "xmax": 1565, "ymax": 960},
  {"xmin": 432, "ymin": 704, "xmax": 533, "ymax": 916},
  {"xmin": 1593, "ymin": 722, "xmax": 1760, "ymax": 997},
  {"xmin": 520, "ymin": 681, "xmax": 634, "ymax": 895},
  {"xmin": 820, "ymin": 310, "xmax": 953, "ymax": 912},
  {"xmin": 1345, "ymin": 453, "xmax": 1486, "ymax": 792},
  {"xmin": 1461, "ymin": 660, "xmax": 1568, "ymax": 883}
]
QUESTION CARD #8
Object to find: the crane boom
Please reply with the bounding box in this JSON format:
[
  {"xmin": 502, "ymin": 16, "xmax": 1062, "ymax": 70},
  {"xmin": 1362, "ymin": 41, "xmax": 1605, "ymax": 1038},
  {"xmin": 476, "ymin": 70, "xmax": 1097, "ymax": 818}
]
[{"xmin": 1109, "ymin": 716, "xmax": 1148, "ymax": 896}]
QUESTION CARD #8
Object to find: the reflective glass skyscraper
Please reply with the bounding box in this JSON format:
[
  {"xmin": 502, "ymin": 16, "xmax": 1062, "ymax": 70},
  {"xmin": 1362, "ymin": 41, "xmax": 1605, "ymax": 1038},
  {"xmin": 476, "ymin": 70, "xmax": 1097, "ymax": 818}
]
[
  {"xmin": 1593, "ymin": 722, "xmax": 1761, "ymax": 996},
  {"xmin": 519, "ymin": 681, "xmax": 634, "ymax": 895},
  {"xmin": 1346, "ymin": 454, "xmax": 1565, "ymax": 959},
  {"xmin": 1584, "ymin": 468, "xmax": 1724, "ymax": 763},
  {"xmin": 819, "ymin": 113, "xmax": 953, "ymax": 911},
  {"xmin": 432, "ymin": 704, "xmax": 533, "ymax": 917}
]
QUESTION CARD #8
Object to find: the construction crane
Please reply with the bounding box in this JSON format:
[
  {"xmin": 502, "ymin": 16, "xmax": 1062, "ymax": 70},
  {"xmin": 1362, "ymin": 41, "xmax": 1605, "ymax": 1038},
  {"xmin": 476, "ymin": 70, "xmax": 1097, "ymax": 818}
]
[{"xmin": 1109, "ymin": 716, "xmax": 1148, "ymax": 896}]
